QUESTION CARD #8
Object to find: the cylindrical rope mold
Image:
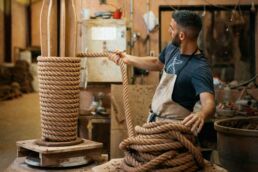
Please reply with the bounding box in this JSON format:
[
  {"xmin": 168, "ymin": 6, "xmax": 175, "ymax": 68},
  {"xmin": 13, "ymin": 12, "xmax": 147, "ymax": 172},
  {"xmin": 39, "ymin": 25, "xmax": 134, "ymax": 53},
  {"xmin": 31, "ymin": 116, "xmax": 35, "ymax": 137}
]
[{"xmin": 36, "ymin": 56, "xmax": 82, "ymax": 146}]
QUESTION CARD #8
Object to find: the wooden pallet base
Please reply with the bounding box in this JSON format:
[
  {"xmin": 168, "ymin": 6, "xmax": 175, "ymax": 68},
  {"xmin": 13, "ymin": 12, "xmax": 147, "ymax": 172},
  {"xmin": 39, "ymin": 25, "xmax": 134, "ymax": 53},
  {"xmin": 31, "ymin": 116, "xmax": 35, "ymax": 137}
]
[
  {"xmin": 5, "ymin": 157, "xmax": 97, "ymax": 172},
  {"xmin": 16, "ymin": 139, "xmax": 103, "ymax": 168}
]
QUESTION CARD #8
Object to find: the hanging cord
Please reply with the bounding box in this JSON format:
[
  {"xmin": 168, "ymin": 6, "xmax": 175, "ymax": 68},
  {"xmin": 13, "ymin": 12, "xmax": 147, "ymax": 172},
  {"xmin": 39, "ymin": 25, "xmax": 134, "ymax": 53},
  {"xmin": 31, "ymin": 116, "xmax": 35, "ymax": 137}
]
[
  {"xmin": 71, "ymin": 0, "xmax": 77, "ymax": 56},
  {"xmin": 77, "ymin": 52, "xmax": 204, "ymax": 171},
  {"xmin": 77, "ymin": 52, "xmax": 135, "ymax": 137},
  {"xmin": 47, "ymin": 0, "xmax": 52, "ymax": 56}
]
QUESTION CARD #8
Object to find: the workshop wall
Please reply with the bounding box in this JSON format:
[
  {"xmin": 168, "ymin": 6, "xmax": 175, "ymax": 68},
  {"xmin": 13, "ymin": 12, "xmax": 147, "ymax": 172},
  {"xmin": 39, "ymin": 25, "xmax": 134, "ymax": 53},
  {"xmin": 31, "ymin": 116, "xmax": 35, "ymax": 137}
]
[
  {"xmin": 12, "ymin": 0, "xmax": 27, "ymax": 62},
  {"xmin": 0, "ymin": 0, "xmax": 57, "ymax": 64},
  {"xmin": 256, "ymin": 11, "xmax": 258, "ymax": 83},
  {"xmin": 0, "ymin": 1, "xmax": 3, "ymax": 64},
  {"xmin": 76, "ymin": 0, "xmax": 258, "ymax": 84},
  {"xmin": 0, "ymin": 0, "xmax": 257, "ymax": 74},
  {"xmin": 76, "ymin": 0, "xmax": 258, "ymax": 57},
  {"xmin": 31, "ymin": 1, "xmax": 42, "ymax": 47}
]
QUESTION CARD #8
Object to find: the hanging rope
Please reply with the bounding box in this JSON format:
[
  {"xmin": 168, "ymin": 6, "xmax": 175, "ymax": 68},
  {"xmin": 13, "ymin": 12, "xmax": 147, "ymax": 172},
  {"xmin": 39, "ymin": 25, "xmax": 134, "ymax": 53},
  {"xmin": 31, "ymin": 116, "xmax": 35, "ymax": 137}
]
[
  {"xmin": 77, "ymin": 52, "xmax": 135, "ymax": 137},
  {"xmin": 47, "ymin": 0, "xmax": 53, "ymax": 56},
  {"xmin": 77, "ymin": 52, "xmax": 204, "ymax": 171}
]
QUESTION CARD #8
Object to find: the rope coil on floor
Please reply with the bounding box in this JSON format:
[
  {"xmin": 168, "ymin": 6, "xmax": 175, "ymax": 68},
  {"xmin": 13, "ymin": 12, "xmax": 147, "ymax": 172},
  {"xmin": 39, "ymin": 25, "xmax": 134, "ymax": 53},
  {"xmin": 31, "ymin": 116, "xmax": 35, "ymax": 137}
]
[
  {"xmin": 38, "ymin": 56, "xmax": 81, "ymax": 143},
  {"xmin": 120, "ymin": 121, "xmax": 204, "ymax": 172},
  {"xmin": 77, "ymin": 52, "xmax": 204, "ymax": 171}
]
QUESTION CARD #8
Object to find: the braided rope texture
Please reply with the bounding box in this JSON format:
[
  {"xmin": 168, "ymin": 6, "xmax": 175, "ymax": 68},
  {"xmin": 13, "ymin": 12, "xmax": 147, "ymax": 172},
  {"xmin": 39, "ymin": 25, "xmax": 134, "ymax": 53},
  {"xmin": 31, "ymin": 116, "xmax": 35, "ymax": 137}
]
[
  {"xmin": 77, "ymin": 52, "xmax": 204, "ymax": 171},
  {"xmin": 77, "ymin": 52, "xmax": 135, "ymax": 137},
  {"xmin": 119, "ymin": 121, "xmax": 204, "ymax": 172},
  {"xmin": 38, "ymin": 56, "xmax": 81, "ymax": 142}
]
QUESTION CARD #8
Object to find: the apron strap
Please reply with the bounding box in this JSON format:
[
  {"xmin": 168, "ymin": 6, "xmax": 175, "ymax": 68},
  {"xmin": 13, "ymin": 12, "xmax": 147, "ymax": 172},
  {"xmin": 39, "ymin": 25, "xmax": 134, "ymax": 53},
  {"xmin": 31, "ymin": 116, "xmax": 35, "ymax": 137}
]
[{"xmin": 149, "ymin": 47, "xmax": 199, "ymax": 119}]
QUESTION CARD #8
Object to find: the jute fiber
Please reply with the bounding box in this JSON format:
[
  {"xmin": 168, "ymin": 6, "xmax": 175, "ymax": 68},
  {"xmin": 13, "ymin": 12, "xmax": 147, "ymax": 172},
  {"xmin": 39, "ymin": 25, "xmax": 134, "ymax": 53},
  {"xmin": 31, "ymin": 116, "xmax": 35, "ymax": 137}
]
[{"xmin": 38, "ymin": 56, "xmax": 81, "ymax": 142}]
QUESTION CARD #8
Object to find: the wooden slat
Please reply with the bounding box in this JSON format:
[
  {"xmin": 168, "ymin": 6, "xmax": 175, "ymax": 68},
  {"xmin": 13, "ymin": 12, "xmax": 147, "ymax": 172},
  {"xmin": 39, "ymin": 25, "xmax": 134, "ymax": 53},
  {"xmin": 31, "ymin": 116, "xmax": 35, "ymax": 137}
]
[
  {"xmin": 65, "ymin": 0, "xmax": 77, "ymax": 57},
  {"xmin": 40, "ymin": 0, "xmax": 57, "ymax": 57},
  {"xmin": 39, "ymin": 0, "xmax": 49, "ymax": 56},
  {"xmin": 16, "ymin": 139, "xmax": 103, "ymax": 167},
  {"xmin": 59, "ymin": 0, "xmax": 66, "ymax": 57},
  {"xmin": 17, "ymin": 139, "xmax": 102, "ymax": 154},
  {"xmin": 6, "ymin": 157, "xmax": 95, "ymax": 172}
]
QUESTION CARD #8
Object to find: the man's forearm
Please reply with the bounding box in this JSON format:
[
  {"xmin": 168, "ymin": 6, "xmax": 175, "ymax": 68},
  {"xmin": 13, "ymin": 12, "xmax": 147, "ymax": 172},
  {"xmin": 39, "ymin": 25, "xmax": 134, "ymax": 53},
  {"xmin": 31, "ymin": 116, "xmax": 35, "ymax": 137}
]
[
  {"xmin": 182, "ymin": 92, "xmax": 215, "ymax": 133},
  {"xmin": 199, "ymin": 99, "xmax": 215, "ymax": 121},
  {"xmin": 125, "ymin": 55, "xmax": 163, "ymax": 71}
]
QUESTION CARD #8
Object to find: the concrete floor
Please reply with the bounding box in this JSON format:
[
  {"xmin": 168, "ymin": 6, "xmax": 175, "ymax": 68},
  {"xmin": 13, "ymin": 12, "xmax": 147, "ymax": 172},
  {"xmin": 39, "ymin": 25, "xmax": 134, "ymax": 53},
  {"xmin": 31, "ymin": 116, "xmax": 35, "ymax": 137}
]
[{"xmin": 0, "ymin": 93, "xmax": 41, "ymax": 171}]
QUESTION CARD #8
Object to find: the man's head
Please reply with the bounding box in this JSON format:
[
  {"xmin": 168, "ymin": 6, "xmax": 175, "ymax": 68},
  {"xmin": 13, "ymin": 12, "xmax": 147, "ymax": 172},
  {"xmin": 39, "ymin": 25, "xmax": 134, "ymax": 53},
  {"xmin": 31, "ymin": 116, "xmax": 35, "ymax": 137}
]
[{"xmin": 169, "ymin": 10, "xmax": 202, "ymax": 47}]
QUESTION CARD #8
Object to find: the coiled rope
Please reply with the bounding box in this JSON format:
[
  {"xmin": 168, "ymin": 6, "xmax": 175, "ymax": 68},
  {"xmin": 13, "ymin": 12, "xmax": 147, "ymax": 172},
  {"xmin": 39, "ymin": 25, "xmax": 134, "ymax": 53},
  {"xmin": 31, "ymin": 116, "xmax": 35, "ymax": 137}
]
[
  {"xmin": 38, "ymin": 56, "xmax": 81, "ymax": 143},
  {"xmin": 120, "ymin": 121, "xmax": 204, "ymax": 172},
  {"xmin": 77, "ymin": 52, "xmax": 204, "ymax": 171},
  {"xmin": 37, "ymin": 0, "xmax": 83, "ymax": 146}
]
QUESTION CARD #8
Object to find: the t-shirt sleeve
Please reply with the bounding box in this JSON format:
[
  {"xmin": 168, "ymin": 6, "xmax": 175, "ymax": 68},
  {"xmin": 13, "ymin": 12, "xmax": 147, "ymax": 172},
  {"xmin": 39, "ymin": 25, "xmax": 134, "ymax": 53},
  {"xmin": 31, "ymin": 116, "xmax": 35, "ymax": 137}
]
[
  {"xmin": 159, "ymin": 47, "xmax": 167, "ymax": 64},
  {"xmin": 192, "ymin": 65, "xmax": 214, "ymax": 96}
]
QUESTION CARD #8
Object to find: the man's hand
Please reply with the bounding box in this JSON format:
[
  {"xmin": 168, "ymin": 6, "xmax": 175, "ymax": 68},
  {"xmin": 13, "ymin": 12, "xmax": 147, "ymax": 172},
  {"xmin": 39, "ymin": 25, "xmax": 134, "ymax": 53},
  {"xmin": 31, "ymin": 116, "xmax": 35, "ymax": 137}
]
[
  {"xmin": 108, "ymin": 51, "xmax": 164, "ymax": 71},
  {"xmin": 182, "ymin": 112, "xmax": 205, "ymax": 135},
  {"xmin": 107, "ymin": 50, "xmax": 127, "ymax": 65},
  {"xmin": 182, "ymin": 92, "xmax": 215, "ymax": 135}
]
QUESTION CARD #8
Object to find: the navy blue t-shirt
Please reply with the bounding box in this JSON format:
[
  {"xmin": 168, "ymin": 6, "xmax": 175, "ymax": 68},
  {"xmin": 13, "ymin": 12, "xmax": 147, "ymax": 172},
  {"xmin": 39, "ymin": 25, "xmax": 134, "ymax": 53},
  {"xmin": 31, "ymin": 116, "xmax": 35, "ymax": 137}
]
[{"xmin": 159, "ymin": 43, "xmax": 214, "ymax": 111}]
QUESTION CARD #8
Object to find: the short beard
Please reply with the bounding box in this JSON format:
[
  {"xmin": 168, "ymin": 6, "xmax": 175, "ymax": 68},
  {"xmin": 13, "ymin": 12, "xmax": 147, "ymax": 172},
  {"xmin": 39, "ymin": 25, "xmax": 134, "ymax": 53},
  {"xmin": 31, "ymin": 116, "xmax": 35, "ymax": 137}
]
[{"xmin": 171, "ymin": 33, "xmax": 181, "ymax": 47}]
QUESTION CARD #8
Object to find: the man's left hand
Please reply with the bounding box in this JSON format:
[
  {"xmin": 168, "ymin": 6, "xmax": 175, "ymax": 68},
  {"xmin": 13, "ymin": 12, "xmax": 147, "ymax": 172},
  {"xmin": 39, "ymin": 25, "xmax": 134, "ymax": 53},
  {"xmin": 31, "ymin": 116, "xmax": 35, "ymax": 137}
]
[{"xmin": 182, "ymin": 112, "xmax": 205, "ymax": 135}]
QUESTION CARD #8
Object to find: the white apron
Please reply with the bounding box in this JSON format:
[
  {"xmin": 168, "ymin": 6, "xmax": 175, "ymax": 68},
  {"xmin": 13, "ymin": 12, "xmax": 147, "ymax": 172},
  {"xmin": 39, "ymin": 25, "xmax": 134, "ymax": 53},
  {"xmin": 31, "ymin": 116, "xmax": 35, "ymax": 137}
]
[
  {"xmin": 148, "ymin": 49, "xmax": 198, "ymax": 122},
  {"xmin": 148, "ymin": 70, "xmax": 190, "ymax": 122}
]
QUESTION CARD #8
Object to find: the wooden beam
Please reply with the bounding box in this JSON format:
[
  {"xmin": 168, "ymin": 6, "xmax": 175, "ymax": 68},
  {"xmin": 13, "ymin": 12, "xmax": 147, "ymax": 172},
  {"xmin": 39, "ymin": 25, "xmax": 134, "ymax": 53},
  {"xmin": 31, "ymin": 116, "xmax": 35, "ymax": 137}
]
[
  {"xmin": 40, "ymin": 0, "xmax": 57, "ymax": 57},
  {"xmin": 65, "ymin": 0, "xmax": 77, "ymax": 57},
  {"xmin": 256, "ymin": 11, "xmax": 258, "ymax": 83},
  {"xmin": 4, "ymin": 0, "xmax": 11, "ymax": 62}
]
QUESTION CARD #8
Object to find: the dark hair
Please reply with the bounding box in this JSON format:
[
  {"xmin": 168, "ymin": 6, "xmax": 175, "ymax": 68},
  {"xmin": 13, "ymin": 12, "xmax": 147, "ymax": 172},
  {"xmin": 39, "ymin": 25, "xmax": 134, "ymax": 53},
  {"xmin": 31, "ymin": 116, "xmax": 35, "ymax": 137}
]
[{"xmin": 172, "ymin": 10, "xmax": 202, "ymax": 40}]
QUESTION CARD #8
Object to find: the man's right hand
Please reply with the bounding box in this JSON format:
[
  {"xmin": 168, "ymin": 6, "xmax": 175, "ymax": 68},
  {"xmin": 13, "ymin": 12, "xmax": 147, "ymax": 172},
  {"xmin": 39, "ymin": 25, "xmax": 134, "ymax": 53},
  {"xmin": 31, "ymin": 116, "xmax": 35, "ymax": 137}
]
[
  {"xmin": 108, "ymin": 50, "xmax": 127, "ymax": 65},
  {"xmin": 108, "ymin": 51, "xmax": 163, "ymax": 71}
]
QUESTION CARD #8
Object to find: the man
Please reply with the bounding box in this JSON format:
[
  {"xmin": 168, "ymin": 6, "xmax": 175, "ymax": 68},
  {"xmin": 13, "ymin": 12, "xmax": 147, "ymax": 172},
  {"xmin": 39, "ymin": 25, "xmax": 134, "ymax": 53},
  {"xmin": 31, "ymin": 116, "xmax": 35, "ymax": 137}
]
[{"xmin": 109, "ymin": 10, "xmax": 215, "ymax": 134}]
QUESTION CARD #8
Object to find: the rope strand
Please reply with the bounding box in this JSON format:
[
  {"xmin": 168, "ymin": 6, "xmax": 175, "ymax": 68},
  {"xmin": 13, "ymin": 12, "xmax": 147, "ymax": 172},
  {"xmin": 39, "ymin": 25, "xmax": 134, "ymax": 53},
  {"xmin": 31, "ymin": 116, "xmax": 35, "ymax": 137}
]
[
  {"xmin": 38, "ymin": 56, "xmax": 81, "ymax": 142},
  {"xmin": 77, "ymin": 52, "xmax": 204, "ymax": 171}
]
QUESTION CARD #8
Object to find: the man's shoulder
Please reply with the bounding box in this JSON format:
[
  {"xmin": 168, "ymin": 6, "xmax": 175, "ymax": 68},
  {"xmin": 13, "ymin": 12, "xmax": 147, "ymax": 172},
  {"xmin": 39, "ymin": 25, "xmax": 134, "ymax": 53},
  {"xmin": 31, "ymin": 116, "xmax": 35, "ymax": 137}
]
[
  {"xmin": 187, "ymin": 55, "xmax": 212, "ymax": 75},
  {"xmin": 164, "ymin": 43, "xmax": 178, "ymax": 53},
  {"xmin": 192, "ymin": 54, "xmax": 209, "ymax": 66}
]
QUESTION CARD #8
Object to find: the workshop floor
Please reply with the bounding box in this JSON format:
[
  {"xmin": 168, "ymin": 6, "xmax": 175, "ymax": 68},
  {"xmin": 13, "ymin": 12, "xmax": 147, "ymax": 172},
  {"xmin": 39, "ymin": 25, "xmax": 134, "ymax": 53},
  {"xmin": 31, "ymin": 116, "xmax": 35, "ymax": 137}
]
[{"xmin": 0, "ymin": 93, "xmax": 41, "ymax": 171}]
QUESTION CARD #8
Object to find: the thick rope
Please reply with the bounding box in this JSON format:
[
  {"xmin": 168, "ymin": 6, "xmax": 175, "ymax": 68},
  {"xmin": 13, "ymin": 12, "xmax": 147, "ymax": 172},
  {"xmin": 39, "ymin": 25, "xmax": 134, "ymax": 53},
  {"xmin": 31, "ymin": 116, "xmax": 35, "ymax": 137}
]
[
  {"xmin": 77, "ymin": 52, "xmax": 204, "ymax": 171},
  {"xmin": 38, "ymin": 56, "xmax": 81, "ymax": 142},
  {"xmin": 119, "ymin": 121, "xmax": 204, "ymax": 171},
  {"xmin": 77, "ymin": 52, "xmax": 135, "ymax": 137}
]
